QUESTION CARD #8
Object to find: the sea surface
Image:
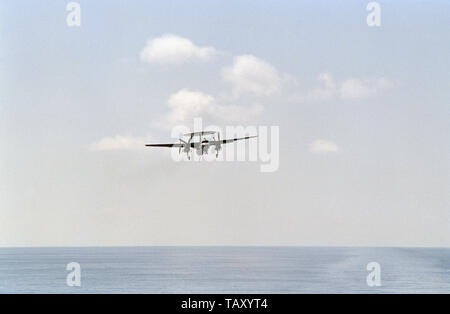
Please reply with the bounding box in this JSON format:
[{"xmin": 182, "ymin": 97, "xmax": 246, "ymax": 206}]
[{"xmin": 0, "ymin": 246, "xmax": 449, "ymax": 293}]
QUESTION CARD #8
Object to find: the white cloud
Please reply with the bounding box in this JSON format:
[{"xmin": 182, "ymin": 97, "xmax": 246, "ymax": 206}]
[
  {"xmin": 222, "ymin": 55, "xmax": 281, "ymax": 97},
  {"xmin": 166, "ymin": 89, "xmax": 216, "ymax": 125},
  {"xmin": 91, "ymin": 135, "xmax": 146, "ymax": 151},
  {"xmin": 339, "ymin": 78, "xmax": 374, "ymax": 99},
  {"xmin": 139, "ymin": 34, "xmax": 216, "ymax": 65},
  {"xmin": 159, "ymin": 88, "xmax": 263, "ymax": 128},
  {"xmin": 304, "ymin": 73, "xmax": 394, "ymax": 102},
  {"xmin": 307, "ymin": 72, "xmax": 337, "ymax": 101},
  {"xmin": 309, "ymin": 139, "xmax": 340, "ymax": 153},
  {"xmin": 339, "ymin": 77, "xmax": 396, "ymax": 99}
]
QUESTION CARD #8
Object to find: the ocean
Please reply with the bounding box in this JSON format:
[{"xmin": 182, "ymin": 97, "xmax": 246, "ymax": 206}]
[{"xmin": 0, "ymin": 246, "xmax": 449, "ymax": 293}]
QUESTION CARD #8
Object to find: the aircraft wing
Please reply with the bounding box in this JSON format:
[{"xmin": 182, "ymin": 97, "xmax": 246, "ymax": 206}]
[
  {"xmin": 145, "ymin": 143, "xmax": 184, "ymax": 148},
  {"xmin": 209, "ymin": 135, "xmax": 257, "ymax": 145}
]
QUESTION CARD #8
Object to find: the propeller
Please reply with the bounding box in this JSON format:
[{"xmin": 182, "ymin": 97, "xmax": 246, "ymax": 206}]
[
  {"xmin": 179, "ymin": 137, "xmax": 191, "ymax": 160},
  {"xmin": 215, "ymin": 132, "xmax": 221, "ymax": 157},
  {"xmin": 179, "ymin": 138, "xmax": 187, "ymax": 154}
]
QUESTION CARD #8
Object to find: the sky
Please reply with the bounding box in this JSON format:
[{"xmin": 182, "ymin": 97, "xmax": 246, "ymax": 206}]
[{"xmin": 0, "ymin": 0, "xmax": 449, "ymax": 247}]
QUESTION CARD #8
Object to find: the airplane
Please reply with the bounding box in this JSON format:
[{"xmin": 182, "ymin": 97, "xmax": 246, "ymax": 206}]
[{"xmin": 145, "ymin": 131, "xmax": 257, "ymax": 160}]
